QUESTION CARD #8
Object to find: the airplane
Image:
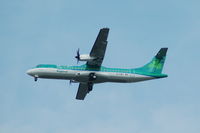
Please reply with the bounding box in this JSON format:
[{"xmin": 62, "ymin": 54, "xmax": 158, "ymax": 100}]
[{"xmin": 27, "ymin": 28, "xmax": 168, "ymax": 100}]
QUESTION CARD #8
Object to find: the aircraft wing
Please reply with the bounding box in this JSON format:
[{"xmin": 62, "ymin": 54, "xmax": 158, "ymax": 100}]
[
  {"xmin": 87, "ymin": 28, "xmax": 109, "ymax": 67},
  {"xmin": 76, "ymin": 83, "xmax": 93, "ymax": 100}
]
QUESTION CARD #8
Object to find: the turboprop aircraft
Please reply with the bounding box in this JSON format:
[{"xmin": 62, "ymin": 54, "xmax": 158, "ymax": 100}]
[{"xmin": 27, "ymin": 28, "xmax": 168, "ymax": 100}]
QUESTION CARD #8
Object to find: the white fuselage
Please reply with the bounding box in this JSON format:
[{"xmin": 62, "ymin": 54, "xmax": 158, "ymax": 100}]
[{"xmin": 27, "ymin": 68, "xmax": 155, "ymax": 83}]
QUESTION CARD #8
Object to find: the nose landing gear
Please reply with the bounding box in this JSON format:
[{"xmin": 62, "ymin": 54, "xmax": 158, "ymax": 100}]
[
  {"xmin": 34, "ymin": 75, "xmax": 38, "ymax": 82},
  {"xmin": 34, "ymin": 77, "xmax": 38, "ymax": 82}
]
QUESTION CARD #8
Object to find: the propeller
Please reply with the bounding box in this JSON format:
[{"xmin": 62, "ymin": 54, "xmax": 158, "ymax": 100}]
[{"xmin": 75, "ymin": 48, "xmax": 80, "ymax": 64}]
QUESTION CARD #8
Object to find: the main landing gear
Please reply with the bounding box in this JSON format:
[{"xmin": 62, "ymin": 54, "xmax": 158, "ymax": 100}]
[
  {"xmin": 87, "ymin": 73, "xmax": 96, "ymax": 93},
  {"xmin": 88, "ymin": 73, "xmax": 97, "ymax": 81},
  {"xmin": 88, "ymin": 82, "xmax": 93, "ymax": 92}
]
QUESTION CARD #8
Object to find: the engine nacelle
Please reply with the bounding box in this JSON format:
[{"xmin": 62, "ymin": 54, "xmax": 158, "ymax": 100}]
[
  {"xmin": 75, "ymin": 49, "xmax": 96, "ymax": 63},
  {"xmin": 79, "ymin": 54, "xmax": 95, "ymax": 61}
]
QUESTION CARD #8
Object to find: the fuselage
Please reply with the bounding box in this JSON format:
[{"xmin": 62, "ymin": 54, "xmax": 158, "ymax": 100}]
[
  {"xmin": 26, "ymin": 28, "xmax": 168, "ymax": 100},
  {"xmin": 26, "ymin": 64, "xmax": 167, "ymax": 83}
]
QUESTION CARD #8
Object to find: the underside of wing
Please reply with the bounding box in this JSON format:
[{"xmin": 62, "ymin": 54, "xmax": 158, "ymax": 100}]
[
  {"xmin": 76, "ymin": 83, "xmax": 93, "ymax": 100},
  {"xmin": 87, "ymin": 28, "xmax": 109, "ymax": 67}
]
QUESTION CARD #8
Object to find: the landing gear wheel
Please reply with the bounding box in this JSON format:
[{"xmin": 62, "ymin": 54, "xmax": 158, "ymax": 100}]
[
  {"xmin": 34, "ymin": 77, "xmax": 38, "ymax": 82},
  {"xmin": 89, "ymin": 73, "xmax": 97, "ymax": 81}
]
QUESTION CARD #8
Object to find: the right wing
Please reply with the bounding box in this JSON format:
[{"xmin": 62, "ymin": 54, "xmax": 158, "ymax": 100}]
[{"xmin": 76, "ymin": 83, "xmax": 93, "ymax": 100}]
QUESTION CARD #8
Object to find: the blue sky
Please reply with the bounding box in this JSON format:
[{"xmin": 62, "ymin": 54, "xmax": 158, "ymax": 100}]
[{"xmin": 1, "ymin": 0, "xmax": 200, "ymax": 132}]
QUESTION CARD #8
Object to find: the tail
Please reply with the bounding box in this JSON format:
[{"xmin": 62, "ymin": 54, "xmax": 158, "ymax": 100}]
[{"xmin": 135, "ymin": 48, "xmax": 168, "ymax": 74}]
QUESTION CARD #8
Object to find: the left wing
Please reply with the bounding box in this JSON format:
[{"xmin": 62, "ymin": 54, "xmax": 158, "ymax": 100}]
[
  {"xmin": 87, "ymin": 28, "xmax": 109, "ymax": 67},
  {"xmin": 76, "ymin": 83, "xmax": 93, "ymax": 100}
]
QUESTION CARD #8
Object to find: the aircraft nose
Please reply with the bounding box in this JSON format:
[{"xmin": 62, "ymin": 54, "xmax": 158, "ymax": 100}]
[{"xmin": 26, "ymin": 69, "xmax": 35, "ymax": 76}]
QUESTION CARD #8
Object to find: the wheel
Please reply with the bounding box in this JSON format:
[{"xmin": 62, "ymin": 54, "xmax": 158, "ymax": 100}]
[
  {"xmin": 89, "ymin": 73, "xmax": 97, "ymax": 81},
  {"xmin": 34, "ymin": 77, "xmax": 38, "ymax": 82}
]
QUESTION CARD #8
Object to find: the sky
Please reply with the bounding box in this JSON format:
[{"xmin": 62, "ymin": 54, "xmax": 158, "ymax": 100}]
[{"xmin": 0, "ymin": 0, "xmax": 200, "ymax": 133}]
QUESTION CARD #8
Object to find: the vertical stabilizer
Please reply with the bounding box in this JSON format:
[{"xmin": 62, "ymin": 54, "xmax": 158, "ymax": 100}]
[{"xmin": 135, "ymin": 48, "xmax": 168, "ymax": 74}]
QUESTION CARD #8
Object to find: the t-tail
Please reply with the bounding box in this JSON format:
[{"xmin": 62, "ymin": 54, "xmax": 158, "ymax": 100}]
[{"xmin": 134, "ymin": 48, "xmax": 168, "ymax": 78}]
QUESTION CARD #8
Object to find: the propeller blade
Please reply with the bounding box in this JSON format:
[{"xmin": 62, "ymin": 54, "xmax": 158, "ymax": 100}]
[
  {"xmin": 75, "ymin": 48, "xmax": 80, "ymax": 64},
  {"xmin": 77, "ymin": 48, "xmax": 80, "ymax": 57}
]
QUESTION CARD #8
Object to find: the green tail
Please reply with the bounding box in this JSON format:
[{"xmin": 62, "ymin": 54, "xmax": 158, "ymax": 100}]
[{"xmin": 135, "ymin": 48, "xmax": 168, "ymax": 74}]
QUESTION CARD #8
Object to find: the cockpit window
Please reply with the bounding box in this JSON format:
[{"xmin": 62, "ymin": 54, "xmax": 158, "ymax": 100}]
[{"xmin": 36, "ymin": 64, "xmax": 57, "ymax": 68}]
